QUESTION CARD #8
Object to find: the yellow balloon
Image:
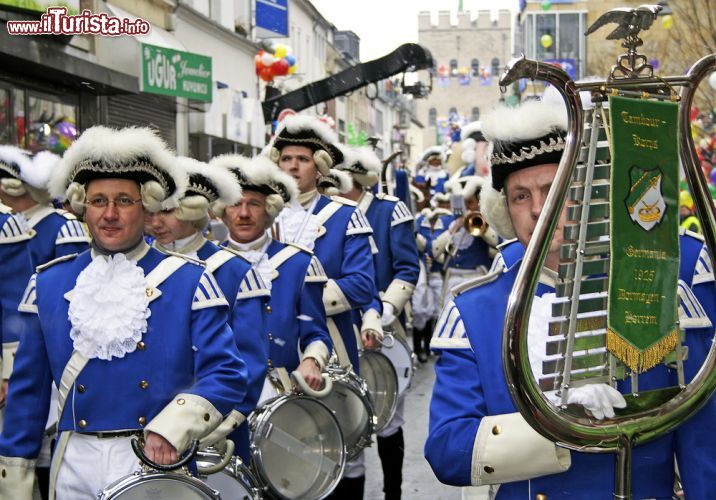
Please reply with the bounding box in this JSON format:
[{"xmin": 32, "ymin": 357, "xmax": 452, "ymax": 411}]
[
  {"xmin": 540, "ymin": 34, "xmax": 553, "ymax": 49},
  {"xmin": 288, "ymin": 65, "xmax": 297, "ymax": 75},
  {"xmin": 275, "ymin": 44, "xmax": 287, "ymax": 59},
  {"xmin": 661, "ymin": 15, "xmax": 673, "ymax": 30}
]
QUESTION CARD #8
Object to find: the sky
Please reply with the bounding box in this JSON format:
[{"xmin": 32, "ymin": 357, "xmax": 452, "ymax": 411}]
[{"xmin": 310, "ymin": 0, "xmax": 519, "ymax": 61}]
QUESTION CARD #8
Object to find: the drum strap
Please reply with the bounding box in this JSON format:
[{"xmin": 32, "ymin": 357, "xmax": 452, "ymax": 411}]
[
  {"xmin": 48, "ymin": 256, "xmax": 187, "ymax": 499},
  {"xmin": 274, "ymin": 367, "xmax": 293, "ymax": 393},
  {"xmin": 327, "ymin": 318, "xmax": 352, "ymax": 370},
  {"xmin": 205, "ymin": 249, "xmax": 235, "ymax": 273}
]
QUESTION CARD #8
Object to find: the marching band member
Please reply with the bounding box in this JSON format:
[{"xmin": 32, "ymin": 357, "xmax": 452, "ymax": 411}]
[
  {"xmin": 0, "ymin": 126, "xmax": 248, "ymax": 500},
  {"xmin": 425, "ymin": 99, "xmax": 716, "ymax": 498},
  {"xmin": 431, "ymin": 175, "xmax": 497, "ymax": 305},
  {"xmin": 0, "ymin": 147, "xmax": 89, "ymax": 267},
  {"xmin": 411, "ymin": 196, "xmax": 451, "ymax": 362},
  {"xmin": 456, "ymin": 121, "xmax": 491, "ymax": 178},
  {"xmin": 336, "ymin": 145, "xmax": 420, "ymax": 500},
  {"xmin": 147, "ymin": 155, "xmax": 270, "ymax": 462},
  {"xmin": 267, "ymin": 115, "xmax": 376, "ymax": 498},
  {"xmin": 216, "ymin": 153, "xmax": 332, "ymax": 392},
  {"xmin": 414, "ymin": 146, "xmax": 450, "ymax": 196}
]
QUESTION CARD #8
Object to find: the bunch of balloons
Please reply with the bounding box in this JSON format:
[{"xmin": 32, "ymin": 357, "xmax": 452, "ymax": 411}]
[{"xmin": 255, "ymin": 44, "xmax": 297, "ymax": 82}]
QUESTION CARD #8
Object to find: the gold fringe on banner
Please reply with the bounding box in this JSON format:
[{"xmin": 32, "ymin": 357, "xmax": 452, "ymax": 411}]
[{"xmin": 606, "ymin": 327, "xmax": 679, "ymax": 373}]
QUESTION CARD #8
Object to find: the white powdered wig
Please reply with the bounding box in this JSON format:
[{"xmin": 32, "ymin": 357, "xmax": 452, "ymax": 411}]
[
  {"xmin": 338, "ymin": 145, "xmax": 382, "ymax": 187},
  {"xmin": 420, "ymin": 145, "xmax": 446, "ymax": 164},
  {"xmin": 480, "ymin": 173, "xmax": 515, "ymax": 240},
  {"xmin": 175, "ymin": 156, "xmax": 242, "ymax": 218},
  {"xmin": 49, "ymin": 126, "xmax": 187, "ymax": 213},
  {"xmin": 481, "ymin": 99, "xmax": 568, "ymax": 145}
]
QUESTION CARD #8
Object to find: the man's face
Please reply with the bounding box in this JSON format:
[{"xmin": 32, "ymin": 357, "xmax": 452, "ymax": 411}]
[
  {"xmin": 278, "ymin": 145, "xmax": 319, "ymax": 193},
  {"xmin": 84, "ymin": 178, "xmax": 145, "ymax": 251},
  {"xmin": 222, "ymin": 190, "xmax": 269, "ymax": 243},
  {"xmin": 428, "ymin": 157, "xmax": 442, "ymax": 168},
  {"xmin": 504, "ymin": 163, "xmax": 565, "ymax": 256},
  {"xmin": 465, "ymin": 195, "xmax": 480, "ymax": 212},
  {"xmin": 146, "ymin": 209, "xmax": 197, "ymax": 245}
]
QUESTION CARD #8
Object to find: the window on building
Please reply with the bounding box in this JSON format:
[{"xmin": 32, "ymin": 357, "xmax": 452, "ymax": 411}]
[
  {"xmin": 524, "ymin": 11, "xmax": 586, "ymax": 79},
  {"xmin": 448, "ymin": 107, "xmax": 458, "ymax": 120},
  {"xmin": 375, "ymin": 109, "xmax": 384, "ymax": 135},
  {"xmin": 26, "ymin": 92, "xmax": 79, "ymax": 154},
  {"xmin": 0, "ymin": 88, "xmax": 9, "ymax": 145},
  {"xmin": 491, "ymin": 58, "xmax": 500, "ymax": 76},
  {"xmin": 471, "ymin": 58, "xmax": 480, "ymax": 76},
  {"xmin": 449, "ymin": 59, "xmax": 458, "ymax": 76},
  {"xmin": 429, "ymin": 107, "xmax": 437, "ymax": 126},
  {"xmin": 338, "ymin": 119, "xmax": 346, "ymax": 143},
  {"xmin": 471, "ymin": 107, "xmax": 480, "ymax": 121}
]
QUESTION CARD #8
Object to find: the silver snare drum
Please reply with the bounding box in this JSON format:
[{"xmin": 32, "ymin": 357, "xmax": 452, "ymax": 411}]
[
  {"xmin": 196, "ymin": 448, "xmax": 261, "ymax": 500},
  {"xmin": 381, "ymin": 333, "xmax": 415, "ymax": 395},
  {"xmin": 320, "ymin": 365, "xmax": 376, "ymax": 460},
  {"xmin": 359, "ymin": 350, "xmax": 399, "ymax": 433},
  {"xmin": 98, "ymin": 470, "xmax": 219, "ymax": 499},
  {"xmin": 249, "ymin": 394, "xmax": 345, "ymax": 499}
]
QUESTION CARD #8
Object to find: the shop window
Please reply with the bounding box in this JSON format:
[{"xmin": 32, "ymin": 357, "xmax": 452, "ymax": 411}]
[
  {"xmin": 429, "ymin": 107, "xmax": 437, "ymax": 126},
  {"xmin": 27, "ymin": 93, "xmax": 78, "ymax": 154}
]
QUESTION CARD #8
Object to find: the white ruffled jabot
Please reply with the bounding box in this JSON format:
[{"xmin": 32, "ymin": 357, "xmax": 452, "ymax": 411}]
[
  {"xmin": 275, "ymin": 200, "xmax": 319, "ymax": 250},
  {"xmin": 68, "ymin": 253, "xmax": 151, "ymax": 360}
]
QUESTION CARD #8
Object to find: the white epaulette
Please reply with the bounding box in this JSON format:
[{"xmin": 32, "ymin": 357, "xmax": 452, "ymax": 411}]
[
  {"xmin": 679, "ymin": 226, "xmax": 705, "ymax": 241},
  {"xmin": 193, "ymin": 270, "xmax": 229, "ymax": 310},
  {"xmin": 236, "ymin": 267, "xmax": 271, "ymax": 300},
  {"xmin": 430, "ymin": 300, "xmax": 471, "ymax": 350},
  {"xmin": 18, "ymin": 273, "xmax": 39, "ymax": 314},
  {"xmin": 346, "ymin": 208, "xmax": 373, "ymax": 236},
  {"xmin": 391, "ymin": 200, "xmax": 414, "ymax": 227},
  {"xmin": 56, "ymin": 218, "xmax": 89, "ymax": 245},
  {"xmin": 36, "ymin": 253, "xmax": 78, "ymax": 273},
  {"xmin": 376, "ymin": 193, "xmax": 399, "ymax": 202},
  {"xmin": 305, "ymin": 255, "xmax": 328, "ymax": 283},
  {"xmin": 0, "ymin": 213, "xmax": 34, "ymax": 243},
  {"xmin": 496, "ymin": 238, "xmax": 519, "ymax": 250},
  {"xmin": 331, "ymin": 196, "xmax": 358, "ymax": 207},
  {"xmin": 678, "ymin": 279, "xmax": 712, "ymax": 329},
  {"xmin": 452, "ymin": 271, "xmax": 501, "ymax": 297}
]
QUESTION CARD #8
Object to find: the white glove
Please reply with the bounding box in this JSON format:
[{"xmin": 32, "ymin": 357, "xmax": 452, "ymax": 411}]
[
  {"xmin": 563, "ymin": 384, "xmax": 627, "ymax": 420},
  {"xmin": 381, "ymin": 302, "xmax": 396, "ymax": 327}
]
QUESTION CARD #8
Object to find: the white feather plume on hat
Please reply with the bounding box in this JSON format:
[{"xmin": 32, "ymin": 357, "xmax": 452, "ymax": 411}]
[
  {"xmin": 445, "ymin": 175, "xmax": 485, "ymax": 199},
  {"xmin": 319, "ymin": 168, "xmax": 354, "ymax": 195},
  {"xmin": 26, "ymin": 151, "xmax": 60, "ymax": 190},
  {"xmin": 337, "ymin": 145, "xmax": 382, "ymax": 188},
  {"xmin": 48, "ymin": 126, "xmax": 186, "ymax": 212},
  {"xmin": 482, "ymin": 99, "xmax": 567, "ymax": 146},
  {"xmin": 420, "ymin": 145, "xmax": 446, "ymax": 164},
  {"xmin": 175, "ymin": 156, "xmax": 242, "ymax": 219}
]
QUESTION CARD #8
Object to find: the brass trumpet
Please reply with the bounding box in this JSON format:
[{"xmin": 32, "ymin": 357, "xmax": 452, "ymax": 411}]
[{"xmin": 464, "ymin": 211, "xmax": 488, "ymax": 237}]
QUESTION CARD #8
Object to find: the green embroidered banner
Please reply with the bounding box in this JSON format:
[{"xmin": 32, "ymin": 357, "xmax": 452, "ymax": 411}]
[{"xmin": 608, "ymin": 96, "xmax": 680, "ymax": 372}]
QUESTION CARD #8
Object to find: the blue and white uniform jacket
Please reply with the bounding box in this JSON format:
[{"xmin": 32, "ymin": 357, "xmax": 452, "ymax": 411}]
[
  {"xmin": 0, "ymin": 207, "xmax": 34, "ymax": 380},
  {"xmin": 425, "ymin": 236, "xmax": 716, "ymax": 499},
  {"xmin": 21, "ymin": 205, "xmax": 89, "ymax": 268},
  {"xmin": 415, "ymin": 209, "xmax": 451, "ymax": 273},
  {"xmin": 293, "ymin": 194, "xmax": 375, "ymax": 371},
  {"xmin": 155, "ymin": 233, "xmax": 270, "ymax": 418},
  {"xmin": 355, "ymin": 192, "xmax": 420, "ymax": 331},
  {"xmin": 415, "ymin": 167, "xmax": 449, "ymax": 195},
  {"xmin": 0, "ymin": 243, "xmax": 247, "ymax": 475}
]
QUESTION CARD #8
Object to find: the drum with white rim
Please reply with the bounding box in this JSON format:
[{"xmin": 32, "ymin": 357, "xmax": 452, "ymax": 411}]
[
  {"xmin": 359, "ymin": 349, "xmax": 399, "ymax": 433},
  {"xmin": 380, "ymin": 333, "xmax": 415, "ymax": 395},
  {"xmin": 196, "ymin": 447, "xmax": 261, "ymax": 500},
  {"xmin": 319, "ymin": 364, "xmax": 376, "ymax": 460},
  {"xmin": 249, "ymin": 394, "xmax": 345, "ymax": 499},
  {"xmin": 98, "ymin": 470, "xmax": 220, "ymax": 499}
]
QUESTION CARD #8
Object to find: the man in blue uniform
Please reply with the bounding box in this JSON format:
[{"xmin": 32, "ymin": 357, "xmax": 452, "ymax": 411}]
[
  {"xmin": 0, "ymin": 147, "xmax": 89, "ymax": 268},
  {"xmin": 425, "ymin": 99, "xmax": 716, "ymax": 498},
  {"xmin": 431, "ymin": 175, "xmax": 497, "ymax": 305},
  {"xmin": 268, "ymin": 115, "xmax": 376, "ymax": 497},
  {"xmin": 0, "ymin": 126, "xmax": 248, "ymax": 500},
  {"xmin": 147, "ymin": 155, "xmax": 269, "ymax": 461},
  {"xmin": 337, "ymin": 145, "xmax": 420, "ymax": 500},
  {"xmin": 216, "ymin": 153, "xmax": 331, "ymax": 388},
  {"xmin": 414, "ymin": 146, "xmax": 449, "ymax": 196},
  {"xmin": 456, "ymin": 121, "xmax": 491, "ymax": 179}
]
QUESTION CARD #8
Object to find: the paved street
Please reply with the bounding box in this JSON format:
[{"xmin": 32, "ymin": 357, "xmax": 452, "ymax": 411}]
[{"xmin": 363, "ymin": 353, "xmax": 488, "ymax": 500}]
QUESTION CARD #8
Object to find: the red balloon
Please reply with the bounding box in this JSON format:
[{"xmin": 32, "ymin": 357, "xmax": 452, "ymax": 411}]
[
  {"xmin": 272, "ymin": 59, "xmax": 290, "ymax": 76},
  {"xmin": 259, "ymin": 66, "xmax": 274, "ymax": 82},
  {"xmin": 255, "ymin": 55, "xmax": 264, "ymax": 75}
]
